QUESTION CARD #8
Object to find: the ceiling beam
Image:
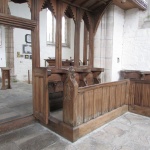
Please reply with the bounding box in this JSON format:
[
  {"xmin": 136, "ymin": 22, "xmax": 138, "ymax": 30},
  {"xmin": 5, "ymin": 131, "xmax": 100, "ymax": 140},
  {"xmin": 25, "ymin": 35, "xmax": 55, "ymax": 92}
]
[{"xmin": 61, "ymin": 0, "xmax": 93, "ymax": 12}]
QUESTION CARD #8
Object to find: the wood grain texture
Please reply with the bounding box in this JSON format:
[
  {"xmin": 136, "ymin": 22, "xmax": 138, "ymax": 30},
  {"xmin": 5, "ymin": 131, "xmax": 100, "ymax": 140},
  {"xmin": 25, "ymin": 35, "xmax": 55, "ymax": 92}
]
[
  {"xmin": 74, "ymin": 105, "xmax": 128, "ymax": 142},
  {"xmin": 33, "ymin": 68, "xmax": 49, "ymax": 124},
  {"xmin": 83, "ymin": 90, "xmax": 94, "ymax": 122},
  {"xmin": 93, "ymin": 88, "xmax": 102, "ymax": 118},
  {"xmin": 0, "ymin": 115, "xmax": 35, "ymax": 134}
]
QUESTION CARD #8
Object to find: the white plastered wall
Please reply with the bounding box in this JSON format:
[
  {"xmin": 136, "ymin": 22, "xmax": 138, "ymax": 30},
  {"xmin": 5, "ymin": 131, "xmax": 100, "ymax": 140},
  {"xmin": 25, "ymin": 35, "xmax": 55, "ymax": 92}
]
[{"xmin": 122, "ymin": 6, "xmax": 150, "ymax": 71}]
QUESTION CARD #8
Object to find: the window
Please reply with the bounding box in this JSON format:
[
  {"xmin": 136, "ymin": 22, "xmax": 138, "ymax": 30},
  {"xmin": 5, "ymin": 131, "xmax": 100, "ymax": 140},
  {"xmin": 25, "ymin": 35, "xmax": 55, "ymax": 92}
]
[{"xmin": 47, "ymin": 9, "xmax": 69, "ymax": 46}]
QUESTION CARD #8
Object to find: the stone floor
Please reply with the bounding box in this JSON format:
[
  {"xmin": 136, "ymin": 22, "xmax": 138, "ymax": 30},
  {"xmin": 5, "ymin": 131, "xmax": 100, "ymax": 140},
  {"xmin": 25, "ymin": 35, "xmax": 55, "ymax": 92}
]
[
  {"xmin": 0, "ymin": 82, "xmax": 32, "ymax": 123},
  {"xmin": 0, "ymin": 112, "xmax": 150, "ymax": 150}
]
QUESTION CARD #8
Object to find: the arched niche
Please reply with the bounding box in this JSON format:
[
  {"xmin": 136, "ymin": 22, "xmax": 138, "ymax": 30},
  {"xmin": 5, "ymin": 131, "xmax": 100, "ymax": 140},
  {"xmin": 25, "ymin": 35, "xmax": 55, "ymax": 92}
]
[
  {"xmin": 80, "ymin": 12, "xmax": 90, "ymax": 66},
  {"xmin": 61, "ymin": 6, "xmax": 75, "ymax": 66},
  {"xmin": 39, "ymin": 7, "xmax": 56, "ymax": 67}
]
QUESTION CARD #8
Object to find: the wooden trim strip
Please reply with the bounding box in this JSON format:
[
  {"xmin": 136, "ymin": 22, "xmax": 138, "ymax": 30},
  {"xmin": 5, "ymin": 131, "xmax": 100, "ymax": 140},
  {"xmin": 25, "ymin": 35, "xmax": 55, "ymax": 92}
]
[
  {"xmin": 0, "ymin": 115, "xmax": 35, "ymax": 134},
  {"xmin": 78, "ymin": 79, "xmax": 129, "ymax": 93}
]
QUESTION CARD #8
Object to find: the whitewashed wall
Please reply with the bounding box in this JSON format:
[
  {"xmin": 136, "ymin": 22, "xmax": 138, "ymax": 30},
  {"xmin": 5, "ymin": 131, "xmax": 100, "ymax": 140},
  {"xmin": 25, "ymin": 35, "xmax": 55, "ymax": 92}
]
[
  {"xmin": 94, "ymin": 3, "xmax": 150, "ymax": 82},
  {"xmin": 112, "ymin": 6, "xmax": 124, "ymax": 81},
  {"xmin": 39, "ymin": 9, "xmax": 75, "ymax": 67},
  {"xmin": 94, "ymin": 5, "xmax": 114, "ymax": 82},
  {"xmin": 8, "ymin": 2, "xmax": 31, "ymax": 81},
  {"xmin": 122, "ymin": 7, "xmax": 150, "ymax": 71}
]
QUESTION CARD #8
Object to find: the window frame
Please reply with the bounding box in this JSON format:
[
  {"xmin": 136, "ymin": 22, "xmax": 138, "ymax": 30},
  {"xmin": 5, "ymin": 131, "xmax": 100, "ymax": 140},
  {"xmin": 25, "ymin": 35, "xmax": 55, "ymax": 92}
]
[{"xmin": 46, "ymin": 9, "xmax": 70, "ymax": 47}]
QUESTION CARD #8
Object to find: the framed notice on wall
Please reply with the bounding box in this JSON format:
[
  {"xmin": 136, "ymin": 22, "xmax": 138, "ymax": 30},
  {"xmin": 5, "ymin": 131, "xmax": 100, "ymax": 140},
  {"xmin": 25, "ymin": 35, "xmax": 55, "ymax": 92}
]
[{"xmin": 0, "ymin": 27, "xmax": 2, "ymax": 47}]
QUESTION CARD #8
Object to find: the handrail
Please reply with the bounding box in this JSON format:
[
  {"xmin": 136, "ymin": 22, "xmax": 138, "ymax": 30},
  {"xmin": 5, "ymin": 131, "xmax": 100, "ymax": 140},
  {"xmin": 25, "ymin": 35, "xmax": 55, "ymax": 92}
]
[{"xmin": 78, "ymin": 79, "xmax": 129, "ymax": 93}]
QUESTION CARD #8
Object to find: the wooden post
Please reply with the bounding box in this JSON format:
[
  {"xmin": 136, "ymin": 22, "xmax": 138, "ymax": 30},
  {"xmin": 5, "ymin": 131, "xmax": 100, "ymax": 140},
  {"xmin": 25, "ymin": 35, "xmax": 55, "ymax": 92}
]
[
  {"xmin": 31, "ymin": 0, "xmax": 43, "ymax": 123},
  {"xmin": 74, "ymin": 8, "xmax": 82, "ymax": 68},
  {"xmin": 63, "ymin": 67, "xmax": 78, "ymax": 126},
  {"xmin": 1, "ymin": 68, "xmax": 11, "ymax": 90},
  {"xmin": 31, "ymin": 0, "xmax": 41, "ymax": 69},
  {"xmin": 89, "ymin": 22, "xmax": 94, "ymax": 68},
  {"xmin": 55, "ymin": 0, "xmax": 63, "ymax": 69},
  {"xmin": 83, "ymin": 24, "xmax": 88, "ymax": 65},
  {"xmin": 0, "ymin": 0, "xmax": 8, "ymax": 14}
]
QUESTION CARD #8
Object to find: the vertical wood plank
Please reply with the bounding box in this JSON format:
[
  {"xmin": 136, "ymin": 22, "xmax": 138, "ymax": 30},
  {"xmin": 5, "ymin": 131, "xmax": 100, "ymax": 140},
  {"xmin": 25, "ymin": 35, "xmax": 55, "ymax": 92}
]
[
  {"xmin": 121, "ymin": 83, "xmax": 126, "ymax": 106},
  {"xmin": 93, "ymin": 88, "xmax": 102, "ymax": 118},
  {"xmin": 84, "ymin": 90, "xmax": 94, "ymax": 122},
  {"xmin": 102, "ymin": 87, "xmax": 109, "ymax": 114},
  {"xmin": 76, "ymin": 93, "xmax": 84, "ymax": 126},
  {"xmin": 134, "ymin": 83, "xmax": 142, "ymax": 106},
  {"xmin": 129, "ymin": 82, "xmax": 135, "ymax": 106},
  {"xmin": 116, "ymin": 85, "xmax": 121, "ymax": 108},
  {"xmin": 109, "ymin": 86, "xmax": 116, "ymax": 111},
  {"xmin": 142, "ymin": 84, "xmax": 149, "ymax": 107},
  {"xmin": 40, "ymin": 77, "xmax": 44, "ymax": 114}
]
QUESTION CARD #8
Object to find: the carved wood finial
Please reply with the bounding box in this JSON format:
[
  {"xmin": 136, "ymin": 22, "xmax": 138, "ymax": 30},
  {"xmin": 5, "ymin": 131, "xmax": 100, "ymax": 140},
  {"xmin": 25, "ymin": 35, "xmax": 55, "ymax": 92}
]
[{"xmin": 68, "ymin": 66, "xmax": 75, "ymax": 79}]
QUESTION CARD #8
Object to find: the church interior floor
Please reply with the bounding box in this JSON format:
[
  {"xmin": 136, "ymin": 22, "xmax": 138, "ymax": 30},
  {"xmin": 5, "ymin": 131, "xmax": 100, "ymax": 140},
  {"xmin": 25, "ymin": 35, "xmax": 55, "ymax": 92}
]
[
  {"xmin": 0, "ymin": 112, "xmax": 150, "ymax": 150},
  {"xmin": 0, "ymin": 82, "xmax": 33, "ymax": 124}
]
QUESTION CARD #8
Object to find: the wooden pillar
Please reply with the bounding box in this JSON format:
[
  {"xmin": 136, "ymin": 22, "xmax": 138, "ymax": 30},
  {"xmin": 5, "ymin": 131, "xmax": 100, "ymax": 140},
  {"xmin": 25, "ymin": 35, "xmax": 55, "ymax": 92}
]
[
  {"xmin": 89, "ymin": 23, "xmax": 94, "ymax": 68},
  {"xmin": 83, "ymin": 24, "xmax": 88, "ymax": 65},
  {"xmin": 55, "ymin": 0, "xmax": 63, "ymax": 69},
  {"xmin": 31, "ymin": 0, "xmax": 42, "ymax": 123},
  {"xmin": 31, "ymin": 0, "xmax": 40, "ymax": 68},
  {"xmin": 0, "ymin": 0, "xmax": 8, "ymax": 14},
  {"xmin": 74, "ymin": 9, "xmax": 82, "ymax": 68}
]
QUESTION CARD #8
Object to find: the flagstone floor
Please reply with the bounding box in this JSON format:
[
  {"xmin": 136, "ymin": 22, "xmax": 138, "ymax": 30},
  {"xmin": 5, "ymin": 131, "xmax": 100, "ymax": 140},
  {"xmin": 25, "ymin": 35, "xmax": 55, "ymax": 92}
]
[
  {"xmin": 0, "ymin": 82, "xmax": 32, "ymax": 124},
  {"xmin": 0, "ymin": 112, "xmax": 150, "ymax": 150}
]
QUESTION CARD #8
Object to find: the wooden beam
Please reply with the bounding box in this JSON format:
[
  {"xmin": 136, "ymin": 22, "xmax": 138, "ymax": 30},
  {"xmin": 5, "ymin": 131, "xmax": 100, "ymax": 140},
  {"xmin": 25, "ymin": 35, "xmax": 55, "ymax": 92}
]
[
  {"xmin": 0, "ymin": 13, "xmax": 36, "ymax": 30},
  {"xmin": 0, "ymin": 115, "xmax": 35, "ymax": 134},
  {"xmin": 80, "ymin": 0, "xmax": 96, "ymax": 8},
  {"xmin": 61, "ymin": 0, "xmax": 93, "ymax": 12}
]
